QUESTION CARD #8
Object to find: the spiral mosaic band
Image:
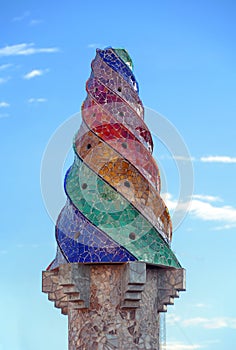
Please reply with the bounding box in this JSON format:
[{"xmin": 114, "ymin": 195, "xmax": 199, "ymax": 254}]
[{"xmin": 48, "ymin": 47, "xmax": 181, "ymax": 270}]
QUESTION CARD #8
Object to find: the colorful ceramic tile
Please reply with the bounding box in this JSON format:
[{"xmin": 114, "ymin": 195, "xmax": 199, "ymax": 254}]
[{"xmin": 49, "ymin": 47, "xmax": 181, "ymax": 270}]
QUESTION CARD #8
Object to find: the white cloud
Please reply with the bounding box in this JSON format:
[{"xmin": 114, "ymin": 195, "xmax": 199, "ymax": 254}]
[
  {"xmin": 0, "ymin": 102, "xmax": 10, "ymax": 108},
  {"xmin": 162, "ymin": 192, "xmax": 175, "ymax": 208},
  {"xmin": 0, "ymin": 64, "xmax": 12, "ymax": 70},
  {"xmin": 87, "ymin": 43, "xmax": 102, "ymax": 49},
  {"xmin": 166, "ymin": 314, "xmax": 181, "ymax": 326},
  {"xmin": 162, "ymin": 154, "xmax": 236, "ymax": 164},
  {"xmin": 194, "ymin": 303, "xmax": 209, "ymax": 308},
  {"xmin": 12, "ymin": 11, "xmax": 42, "ymax": 26},
  {"xmin": 192, "ymin": 194, "xmax": 222, "ymax": 203},
  {"xmin": 164, "ymin": 193, "xmax": 236, "ymax": 228},
  {"xmin": 173, "ymin": 155, "xmax": 196, "ymax": 162},
  {"xmin": 160, "ymin": 155, "xmax": 195, "ymax": 162},
  {"xmin": 182, "ymin": 317, "xmax": 208, "ymax": 327},
  {"xmin": 164, "ymin": 342, "xmax": 203, "ymax": 350},
  {"xmin": 29, "ymin": 19, "xmax": 42, "ymax": 26},
  {"xmin": 182, "ymin": 317, "xmax": 236, "ymax": 330},
  {"xmin": 168, "ymin": 314, "xmax": 236, "ymax": 331},
  {"xmin": 12, "ymin": 11, "xmax": 30, "ymax": 22},
  {"xmin": 0, "ymin": 43, "xmax": 59, "ymax": 57},
  {"xmin": 28, "ymin": 98, "xmax": 47, "ymax": 103},
  {"xmin": 0, "ymin": 77, "xmax": 10, "ymax": 84},
  {"xmin": 23, "ymin": 69, "xmax": 48, "ymax": 79},
  {"xmin": 190, "ymin": 199, "xmax": 236, "ymax": 223},
  {"xmin": 214, "ymin": 223, "xmax": 236, "ymax": 230},
  {"xmin": 200, "ymin": 156, "xmax": 236, "ymax": 163}
]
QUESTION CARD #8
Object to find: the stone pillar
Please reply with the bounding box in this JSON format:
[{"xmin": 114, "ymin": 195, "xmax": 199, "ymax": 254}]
[{"xmin": 42, "ymin": 262, "xmax": 185, "ymax": 350}]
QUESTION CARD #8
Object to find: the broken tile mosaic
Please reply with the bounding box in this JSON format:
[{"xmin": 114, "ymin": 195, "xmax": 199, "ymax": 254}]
[{"xmin": 48, "ymin": 47, "xmax": 181, "ymax": 270}]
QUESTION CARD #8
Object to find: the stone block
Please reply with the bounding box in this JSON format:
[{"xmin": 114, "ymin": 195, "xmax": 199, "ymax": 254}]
[{"xmin": 42, "ymin": 262, "xmax": 186, "ymax": 349}]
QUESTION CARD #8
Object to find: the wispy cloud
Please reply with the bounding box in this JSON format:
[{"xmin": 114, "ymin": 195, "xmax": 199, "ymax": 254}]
[
  {"xmin": 162, "ymin": 154, "xmax": 236, "ymax": 164},
  {"xmin": 0, "ymin": 63, "xmax": 12, "ymax": 71},
  {"xmin": 163, "ymin": 193, "xmax": 236, "ymax": 229},
  {"xmin": 28, "ymin": 98, "xmax": 47, "ymax": 103},
  {"xmin": 192, "ymin": 194, "xmax": 222, "ymax": 203},
  {"xmin": 214, "ymin": 223, "xmax": 236, "ymax": 230},
  {"xmin": 200, "ymin": 156, "xmax": 236, "ymax": 163},
  {"xmin": 0, "ymin": 43, "xmax": 59, "ymax": 57},
  {"xmin": 173, "ymin": 155, "xmax": 196, "ymax": 162},
  {"xmin": 0, "ymin": 102, "xmax": 10, "ymax": 108},
  {"xmin": 0, "ymin": 250, "xmax": 8, "ymax": 254},
  {"xmin": 182, "ymin": 317, "xmax": 236, "ymax": 329},
  {"xmin": 0, "ymin": 113, "xmax": 10, "ymax": 119},
  {"xmin": 12, "ymin": 11, "xmax": 42, "ymax": 26},
  {"xmin": 23, "ymin": 68, "xmax": 48, "ymax": 80},
  {"xmin": 168, "ymin": 314, "xmax": 236, "ymax": 330},
  {"xmin": 29, "ymin": 19, "xmax": 43, "ymax": 26},
  {"xmin": 164, "ymin": 342, "xmax": 203, "ymax": 350},
  {"xmin": 0, "ymin": 77, "xmax": 10, "ymax": 84},
  {"xmin": 87, "ymin": 43, "xmax": 101, "ymax": 49},
  {"xmin": 12, "ymin": 11, "xmax": 30, "ymax": 22},
  {"xmin": 194, "ymin": 303, "xmax": 209, "ymax": 308},
  {"xmin": 166, "ymin": 314, "xmax": 181, "ymax": 326},
  {"xmin": 164, "ymin": 339, "xmax": 220, "ymax": 350},
  {"xmin": 16, "ymin": 243, "xmax": 40, "ymax": 248}
]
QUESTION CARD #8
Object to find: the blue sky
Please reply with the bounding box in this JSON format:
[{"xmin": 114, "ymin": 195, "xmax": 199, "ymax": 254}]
[{"xmin": 1, "ymin": 1, "xmax": 236, "ymax": 349}]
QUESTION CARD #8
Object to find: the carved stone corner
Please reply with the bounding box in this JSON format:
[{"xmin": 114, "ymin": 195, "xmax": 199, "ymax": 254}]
[
  {"xmin": 42, "ymin": 263, "xmax": 90, "ymax": 315},
  {"xmin": 42, "ymin": 263, "xmax": 186, "ymax": 316},
  {"xmin": 121, "ymin": 261, "xmax": 146, "ymax": 309},
  {"xmin": 157, "ymin": 268, "xmax": 186, "ymax": 312}
]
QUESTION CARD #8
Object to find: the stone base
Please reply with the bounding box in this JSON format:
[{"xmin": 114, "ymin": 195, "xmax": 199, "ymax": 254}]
[{"xmin": 42, "ymin": 262, "xmax": 185, "ymax": 350}]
